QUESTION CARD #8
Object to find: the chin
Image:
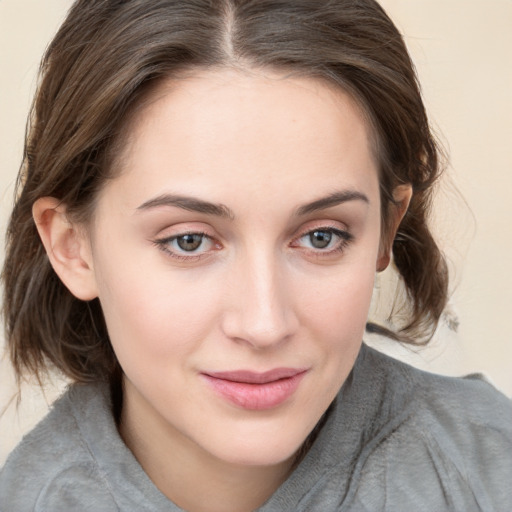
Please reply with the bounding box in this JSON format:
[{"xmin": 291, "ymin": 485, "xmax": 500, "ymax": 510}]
[
  {"xmin": 206, "ymin": 420, "xmax": 313, "ymax": 468},
  {"xmin": 220, "ymin": 446, "xmax": 299, "ymax": 469}
]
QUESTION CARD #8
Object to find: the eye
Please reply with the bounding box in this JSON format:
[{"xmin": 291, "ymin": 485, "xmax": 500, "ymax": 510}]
[
  {"xmin": 292, "ymin": 227, "xmax": 353, "ymax": 253},
  {"xmin": 175, "ymin": 233, "xmax": 206, "ymax": 252},
  {"xmin": 154, "ymin": 231, "xmax": 219, "ymax": 260},
  {"xmin": 307, "ymin": 230, "xmax": 335, "ymax": 249}
]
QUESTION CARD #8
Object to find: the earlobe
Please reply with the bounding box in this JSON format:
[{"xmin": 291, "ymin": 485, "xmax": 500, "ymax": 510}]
[
  {"xmin": 376, "ymin": 184, "xmax": 412, "ymax": 272},
  {"xmin": 32, "ymin": 197, "xmax": 98, "ymax": 301},
  {"xmin": 376, "ymin": 253, "xmax": 391, "ymax": 273}
]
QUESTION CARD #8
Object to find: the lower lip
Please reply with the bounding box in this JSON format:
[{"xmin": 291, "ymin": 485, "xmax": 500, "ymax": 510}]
[{"xmin": 201, "ymin": 372, "xmax": 307, "ymax": 410}]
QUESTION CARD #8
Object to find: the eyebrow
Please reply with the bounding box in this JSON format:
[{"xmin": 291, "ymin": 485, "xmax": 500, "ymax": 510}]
[
  {"xmin": 136, "ymin": 189, "xmax": 369, "ymax": 219},
  {"xmin": 295, "ymin": 190, "xmax": 369, "ymax": 216},
  {"xmin": 136, "ymin": 194, "xmax": 234, "ymax": 219}
]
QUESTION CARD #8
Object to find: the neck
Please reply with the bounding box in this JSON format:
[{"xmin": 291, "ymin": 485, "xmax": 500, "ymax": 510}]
[{"xmin": 119, "ymin": 380, "xmax": 295, "ymax": 512}]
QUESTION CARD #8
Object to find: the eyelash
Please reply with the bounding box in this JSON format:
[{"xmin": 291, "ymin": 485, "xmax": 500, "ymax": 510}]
[
  {"xmin": 292, "ymin": 226, "xmax": 354, "ymax": 257},
  {"xmin": 153, "ymin": 226, "xmax": 354, "ymax": 262},
  {"xmin": 153, "ymin": 231, "xmax": 218, "ymax": 262}
]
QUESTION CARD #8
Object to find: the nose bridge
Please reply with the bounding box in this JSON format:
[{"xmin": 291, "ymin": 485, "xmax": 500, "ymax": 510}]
[{"xmin": 222, "ymin": 244, "xmax": 296, "ymax": 348}]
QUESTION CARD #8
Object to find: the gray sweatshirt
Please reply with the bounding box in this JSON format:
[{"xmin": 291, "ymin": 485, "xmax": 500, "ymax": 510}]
[{"xmin": 1, "ymin": 344, "xmax": 511, "ymax": 511}]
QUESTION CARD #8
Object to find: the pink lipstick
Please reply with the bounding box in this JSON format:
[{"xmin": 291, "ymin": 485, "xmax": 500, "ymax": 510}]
[{"xmin": 201, "ymin": 368, "xmax": 307, "ymax": 410}]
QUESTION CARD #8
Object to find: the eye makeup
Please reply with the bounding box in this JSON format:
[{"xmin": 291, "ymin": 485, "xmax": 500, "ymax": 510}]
[
  {"xmin": 290, "ymin": 225, "xmax": 354, "ymax": 259},
  {"xmin": 153, "ymin": 231, "xmax": 222, "ymax": 262},
  {"xmin": 152, "ymin": 222, "xmax": 354, "ymax": 265}
]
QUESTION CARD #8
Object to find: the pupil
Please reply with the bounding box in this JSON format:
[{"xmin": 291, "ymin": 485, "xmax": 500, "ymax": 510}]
[
  {"xmin": 177, "ymin": 234, "xmax": 202, "ymax": 251},
  {"xmin": 310, "ymin": 230, "xmax": 332, "ymax": 249}
]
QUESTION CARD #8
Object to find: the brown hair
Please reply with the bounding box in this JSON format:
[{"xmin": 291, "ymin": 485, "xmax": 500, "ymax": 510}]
[{"xmin": 2, "ymin": 0, "xmax": 448, "ymax": 385}]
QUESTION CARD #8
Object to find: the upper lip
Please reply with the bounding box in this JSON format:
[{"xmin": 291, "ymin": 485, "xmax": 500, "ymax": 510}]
[{"xmin": 202, "ymin": 368, "xmax": 307, "ymax": 384}]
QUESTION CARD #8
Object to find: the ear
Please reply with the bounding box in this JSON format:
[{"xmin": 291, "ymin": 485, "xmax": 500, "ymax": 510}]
[
  {"xmin": 33, "ymin": 197, "xmax": 98, "ymax": 301},
  {"xmin": 376, "ymin": 184, "xmax": 412, "ymax": 272}
]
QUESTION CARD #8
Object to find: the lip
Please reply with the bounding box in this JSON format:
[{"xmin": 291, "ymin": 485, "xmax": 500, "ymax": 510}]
[{"xmin": 201, "ymin": 368, "xmax": 308, "ymax": 410}]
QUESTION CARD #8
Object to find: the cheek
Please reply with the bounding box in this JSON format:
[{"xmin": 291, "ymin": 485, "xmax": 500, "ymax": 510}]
[
  {"xmin": 93, "ymin": 246, "xmax": 221, "ymax": 367},
  {"xmin": 296, "ymin": 261, "xmax": 376, "ymax": 341},
  {"xmin": 290, "ymin": 262, "xmax": 375, "ymax": 419}
]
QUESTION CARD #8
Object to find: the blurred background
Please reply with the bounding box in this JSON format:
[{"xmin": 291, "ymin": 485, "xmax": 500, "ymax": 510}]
[{"xmin": 1, "ymin": 0, "xmax": 511, "ymax": 464}]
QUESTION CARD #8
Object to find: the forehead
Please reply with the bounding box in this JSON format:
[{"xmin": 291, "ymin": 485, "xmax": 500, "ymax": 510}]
[{"xmin": 102, "ymin": 68, "xmax": 379, "ymax": 211}]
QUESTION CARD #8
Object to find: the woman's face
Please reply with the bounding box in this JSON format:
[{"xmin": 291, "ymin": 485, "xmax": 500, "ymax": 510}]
[{"xmin": 87, "ymin": 69, "xmax": 383, "ymax": 467}]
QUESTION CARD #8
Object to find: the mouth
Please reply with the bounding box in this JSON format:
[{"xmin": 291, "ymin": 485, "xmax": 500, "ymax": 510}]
[{"xmin": 200, "ymin": 368, "xmax": 308, "ymax": 410}]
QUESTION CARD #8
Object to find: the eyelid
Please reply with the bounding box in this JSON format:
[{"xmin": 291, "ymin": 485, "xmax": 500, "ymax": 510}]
[
  {"xmin": 152, "ymin": 221, "xmax": 354, "ymax": 263},
  {"xmin": 152, "ymin": 226, "xmax": 222, "ymax": 262},
  {"xmin": 290, "ymin": 224, "xmax": 354, "ymax": 254},
  {"xmin": 291, "ymin": 220, "xmax": 352, "ymax": 241}
]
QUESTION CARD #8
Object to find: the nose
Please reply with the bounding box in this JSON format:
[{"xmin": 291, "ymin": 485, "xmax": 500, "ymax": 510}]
[{"xmin": 220, "ymin": 248, "xmax": 298, "ymax": 350}]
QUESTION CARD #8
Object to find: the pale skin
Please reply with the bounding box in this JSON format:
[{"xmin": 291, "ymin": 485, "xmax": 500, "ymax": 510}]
[{"xmin": 33, "ymin": 68, "xmax": 411, "ymax": 512}]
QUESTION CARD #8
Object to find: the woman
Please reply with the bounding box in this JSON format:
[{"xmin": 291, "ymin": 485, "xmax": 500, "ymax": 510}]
[{"xmin": 1, "ymin": 0, "xmax": 511, "ymax": 510}]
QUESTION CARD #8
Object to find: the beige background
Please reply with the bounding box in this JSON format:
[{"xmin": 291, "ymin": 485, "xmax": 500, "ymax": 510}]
[{"xmin": 1, "ymin": 0, "xmax": 511, "ymax": 464}]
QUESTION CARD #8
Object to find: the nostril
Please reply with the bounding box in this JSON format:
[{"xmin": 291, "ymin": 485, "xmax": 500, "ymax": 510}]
[{"xmin": 220, "ymin": 301, "xmax": 297, "ymax": 349}]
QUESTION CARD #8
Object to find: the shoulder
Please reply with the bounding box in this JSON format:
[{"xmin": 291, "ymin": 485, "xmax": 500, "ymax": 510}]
[
  {"xmin": 366, "ymin": 344, "xmax": 511, "ymax": 437},
  {"xmin": 354, "ymin": 345, "xmax": 512, "ymax": 510},
  {"xmin": 0, "ymin": 384, "xmax": 118, "ymax": 511}
]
